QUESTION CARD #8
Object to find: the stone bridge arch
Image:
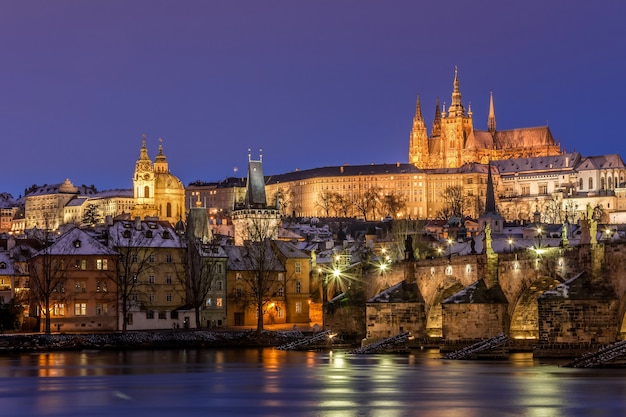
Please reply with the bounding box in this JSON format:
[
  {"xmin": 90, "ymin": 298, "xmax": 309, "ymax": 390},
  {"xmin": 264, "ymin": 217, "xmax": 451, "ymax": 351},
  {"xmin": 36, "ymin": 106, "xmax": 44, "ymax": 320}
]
[
  {"xmin": 508, "ymin": 276, "xmax": 562, "ymax": 339},
  {"xmin": 424, "ymin": 277, "xmax": 465, "ymax": 337}
]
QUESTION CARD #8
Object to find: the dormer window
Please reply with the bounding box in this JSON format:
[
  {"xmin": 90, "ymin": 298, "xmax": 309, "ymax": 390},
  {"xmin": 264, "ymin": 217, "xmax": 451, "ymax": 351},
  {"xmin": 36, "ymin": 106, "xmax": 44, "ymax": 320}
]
[
  {"xmin": 162, "ymin": 231, "xmax": 171, "ymax": 239},
  {"xmin": 0, "ymin": 262, "xmax": 6, "ymax": 269},
  {"xmin": 146, "ymin": 230, "xmax": 153, "ymax": 238},
  {"xmin": 123, "ymin": 230, "xmax": 131, "ymax": 239},
  {"xmin": 73, "ymin": 240, "xmax": 81, "ymax": 248}
]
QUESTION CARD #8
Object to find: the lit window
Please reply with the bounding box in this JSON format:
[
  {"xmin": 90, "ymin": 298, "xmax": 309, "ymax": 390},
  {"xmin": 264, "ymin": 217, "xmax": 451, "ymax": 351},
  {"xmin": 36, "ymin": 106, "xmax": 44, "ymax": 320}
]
[
  {"xmin": 96, "ymin": 281, "xmax": 108, "ymax": 292},
  {"xmin": 295, "ymin": 301, "xmax": 302, "ymax": 314},
  {"xmin": 53, "ymin": 303, "xmax": 65, "ymax": 316},
  {"xmin": 80, "ymin": 260, "xmax": 87, "ymax": 270},
  {"xmin": 206, "ymin": 298, "xmax": 212, "ymax": 307},
  {"xmin": 216, "ymin": 298, "xmax": 223, "ymax": 307},
  {"xmin": 74, "ymin": 303, "xmax": 87, "ymax": 316},
  {"xmin": 97, "ymin": 259, "xmax": 108, "ymax": 270},
  {"xmin": 276, "ymin": 306, "xmax": 284, "ymax": 318}
]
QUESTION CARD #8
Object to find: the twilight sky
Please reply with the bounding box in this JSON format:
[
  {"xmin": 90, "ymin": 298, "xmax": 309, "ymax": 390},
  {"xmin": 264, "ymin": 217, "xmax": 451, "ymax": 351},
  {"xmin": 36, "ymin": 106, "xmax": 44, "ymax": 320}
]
[{"xmin": 1, "ymin": 1, "xmax": 625, "ymax": 198}]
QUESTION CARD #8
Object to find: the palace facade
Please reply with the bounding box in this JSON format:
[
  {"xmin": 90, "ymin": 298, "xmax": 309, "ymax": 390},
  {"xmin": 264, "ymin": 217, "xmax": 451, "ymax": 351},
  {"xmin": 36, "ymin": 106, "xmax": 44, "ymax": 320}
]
[{"xmin": 186, "ymin": 69, "xmax": 626, "ymax": 224}]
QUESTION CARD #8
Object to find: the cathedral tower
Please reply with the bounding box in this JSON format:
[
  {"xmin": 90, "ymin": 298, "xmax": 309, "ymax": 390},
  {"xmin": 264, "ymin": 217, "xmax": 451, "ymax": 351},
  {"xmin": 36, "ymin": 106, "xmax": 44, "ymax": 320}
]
[{"xmin": 408, "ymin": 95, "xmax": 428, "ymax": 167}]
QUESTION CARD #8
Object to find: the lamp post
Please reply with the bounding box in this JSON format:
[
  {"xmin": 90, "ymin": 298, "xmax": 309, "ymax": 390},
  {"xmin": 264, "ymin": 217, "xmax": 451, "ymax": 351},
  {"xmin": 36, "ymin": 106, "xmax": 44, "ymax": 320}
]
[
  {"xmin": 508, "ymin": 238, "xmax": 513, "ymax": 253},
  {"xmin": 537, "ymin": 226, "xmax": 543, "ymax": 248}
]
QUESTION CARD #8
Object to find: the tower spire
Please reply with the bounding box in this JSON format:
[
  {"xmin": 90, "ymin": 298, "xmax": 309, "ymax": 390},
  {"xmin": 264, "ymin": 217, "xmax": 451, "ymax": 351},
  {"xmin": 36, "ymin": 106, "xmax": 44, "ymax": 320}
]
[
  {"xmin": 432, "ymin": 97, "xmax": 441, "ymax": 137},
  {"xmin": 139, "ymin": 133, "xmax": 150, "ymax": 161},
  {"xmin": 488, "ymin": 91, "xmax": 496, "ymax": 135},
  {"xmin": 448, "ymin": 66, "xmax": 465, "ymax": 117},
  {"xmin": 414, "ymin": 94, "xmax": 424, "ymax": 123},
  {"xmin": 408, "ymin": 94, "xmax": 429, "ymax": 167}
]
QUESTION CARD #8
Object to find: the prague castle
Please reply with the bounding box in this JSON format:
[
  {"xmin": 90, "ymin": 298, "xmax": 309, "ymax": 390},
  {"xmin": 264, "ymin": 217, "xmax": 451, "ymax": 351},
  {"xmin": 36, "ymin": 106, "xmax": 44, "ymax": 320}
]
[
  {"xmin": 188, "ymin": 68, "xmax": 626, "ymax": 224},
  {"xmin": 408, "ymin": 67, "xmax": 561, "ymax": 169},
  {"xmin": 7, "ymin": 68, "xmax": 626, "ymax": 233}
]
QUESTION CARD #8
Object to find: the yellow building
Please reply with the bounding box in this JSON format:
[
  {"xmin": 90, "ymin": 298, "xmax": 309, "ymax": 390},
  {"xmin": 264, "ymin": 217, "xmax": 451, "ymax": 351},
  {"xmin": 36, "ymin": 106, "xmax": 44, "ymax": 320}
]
[{"xmin": 131, "ymin": 136, "xmax": 185, "ymax": 225}]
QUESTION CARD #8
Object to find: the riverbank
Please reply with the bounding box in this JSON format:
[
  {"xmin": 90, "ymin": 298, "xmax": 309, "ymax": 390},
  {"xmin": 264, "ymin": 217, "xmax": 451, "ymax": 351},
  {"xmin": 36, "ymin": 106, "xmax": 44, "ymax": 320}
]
[{"xmin": 0, "ymin": 329, "xmax": 306, "ymax": 353}]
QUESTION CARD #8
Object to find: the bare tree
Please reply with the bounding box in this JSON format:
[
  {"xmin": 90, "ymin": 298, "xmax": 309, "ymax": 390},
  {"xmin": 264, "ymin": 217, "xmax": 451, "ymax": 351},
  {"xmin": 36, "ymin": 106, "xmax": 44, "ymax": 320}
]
[
  {"xmin": 107, "ymin": 221, "xmax": 157, "ymax": 332},
  {"xmin": 354, "ymin": 187, "xmax": 382, "ymax": 221},
  {"xmin": 436, "ymin": 185, "xmax": 471, "ymax": 219},
  {"xmin": 229, "ymin": 216, "xmax": 284, "ymax": 333},
  {"xmin": 316, "ymin": 190, "xmax": 334, "ymax": 217},
  {"xmin": 274, "ymin": 186, "xmax": 295, "ymax": 217},
  {"xmin": 27, "ymin": 222, "xmax": 70, "ymax": 334},
  {"xmin": 381, "ymin": 191, "xmax": 407, "ymax": 219},
  {"xmin": 329, "ymin": 192, "xmax": 354, "ymax": 217},
  {"xmin": 180, "ymin": 236, "xmax": 226, "ymax": 328}
]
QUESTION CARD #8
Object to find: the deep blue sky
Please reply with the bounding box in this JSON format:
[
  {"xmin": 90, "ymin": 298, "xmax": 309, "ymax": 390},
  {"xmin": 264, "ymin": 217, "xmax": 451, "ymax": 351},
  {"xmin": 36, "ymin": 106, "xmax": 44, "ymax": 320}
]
[{"xmin": 1, "ymin": 1, "xmax": 625, "ymax": 198}]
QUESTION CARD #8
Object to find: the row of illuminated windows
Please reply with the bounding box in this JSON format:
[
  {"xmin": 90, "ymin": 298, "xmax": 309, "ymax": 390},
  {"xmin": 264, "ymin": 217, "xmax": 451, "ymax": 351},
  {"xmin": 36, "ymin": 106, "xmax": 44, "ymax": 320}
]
[{"xmin": 51, "ymin": 302, "xmax": 108, "ymax": 316}]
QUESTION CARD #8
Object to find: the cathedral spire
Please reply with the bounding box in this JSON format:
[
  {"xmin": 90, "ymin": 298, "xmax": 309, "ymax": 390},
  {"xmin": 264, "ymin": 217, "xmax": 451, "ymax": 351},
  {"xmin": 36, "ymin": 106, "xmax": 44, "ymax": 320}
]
[
  {"xmin": 414, "ymin": 94, "xmax": 424, "ymax": 123},
  {"xmin": 447, "ymin": 66, "xmax": 465, "ymax": 117},
  {"xmin": 432, "ymin": 97, "xmax": 441, "ymax": 137},
  {"xmin": 488, "ymin": 91, "xmax": 496, "ymax": 135}
]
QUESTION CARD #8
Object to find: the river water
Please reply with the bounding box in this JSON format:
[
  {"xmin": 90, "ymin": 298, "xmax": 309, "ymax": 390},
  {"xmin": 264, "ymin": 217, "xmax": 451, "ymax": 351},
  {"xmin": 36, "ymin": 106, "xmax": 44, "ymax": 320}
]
[{"xmin": 1, "ymin": 348, "xmax": 625, "ymax": 417}]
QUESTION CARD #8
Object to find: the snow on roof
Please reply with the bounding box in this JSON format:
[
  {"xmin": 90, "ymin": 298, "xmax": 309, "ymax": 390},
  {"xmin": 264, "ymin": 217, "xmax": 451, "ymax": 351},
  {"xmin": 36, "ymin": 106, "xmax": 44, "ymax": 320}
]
[
  {"xmin": 108, "ymin": 220, "xmax": 183, "ymax": 249},
  {"xmin": 37, "ymin": 227, "xmax": 118, "ymax": 256}
]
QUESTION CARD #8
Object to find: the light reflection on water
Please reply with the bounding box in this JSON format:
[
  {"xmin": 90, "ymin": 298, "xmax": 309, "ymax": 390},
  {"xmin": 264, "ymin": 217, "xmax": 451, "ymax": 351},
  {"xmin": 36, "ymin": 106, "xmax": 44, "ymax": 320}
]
[{"xmin": 0, "ymin": 348, "xmax": 625, "ymax": 416}]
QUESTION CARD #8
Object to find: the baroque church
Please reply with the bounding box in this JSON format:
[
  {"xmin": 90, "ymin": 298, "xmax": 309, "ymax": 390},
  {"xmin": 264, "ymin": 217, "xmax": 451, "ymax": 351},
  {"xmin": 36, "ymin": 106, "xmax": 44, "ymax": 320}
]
[
  {"xmin": 131, "ymin": 135, "xmax": 186, "ymax": 225},
  {"xmin": 408, "ymin": 67, "xmax": 562, "ymax": 169}
]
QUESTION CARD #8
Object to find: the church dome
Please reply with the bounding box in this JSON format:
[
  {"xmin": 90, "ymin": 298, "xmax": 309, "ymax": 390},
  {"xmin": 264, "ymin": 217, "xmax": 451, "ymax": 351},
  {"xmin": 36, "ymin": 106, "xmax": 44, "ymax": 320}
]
[{"xmin": 154, "ymin": 171, "xmax": 184, "ymax": 191}]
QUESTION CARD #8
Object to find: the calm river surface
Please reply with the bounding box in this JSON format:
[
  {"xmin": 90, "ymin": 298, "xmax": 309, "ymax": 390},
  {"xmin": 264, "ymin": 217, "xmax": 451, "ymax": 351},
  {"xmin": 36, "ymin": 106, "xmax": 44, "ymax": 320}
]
[{"xmin": 1, "ymin": 348, "xmax": 625, "ymax": 417}]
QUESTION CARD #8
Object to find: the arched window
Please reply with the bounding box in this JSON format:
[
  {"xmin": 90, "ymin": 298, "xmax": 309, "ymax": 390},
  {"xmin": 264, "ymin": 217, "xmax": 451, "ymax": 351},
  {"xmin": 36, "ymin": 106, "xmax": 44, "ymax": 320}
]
[
  {"xmin": 589, "ymin": 178, "xmax": 593, "ymax": 190},
  {"xmin": 608, "ymin": 176, "xmax": 613, "ymax": 190},
  {"xmin": 144, "ymin": 186, "xmax": 150, "ymax": 198},
  {"xmin": 579, "ymin": 178, "xmax": 583, "ymax": 190},
  {"xmin": 166, "ymin": 202, "xmax": 172, "ymax": 218},
  {"xmin": 601, "ymin": 177, "xmax": 605, "ymax": 190}
]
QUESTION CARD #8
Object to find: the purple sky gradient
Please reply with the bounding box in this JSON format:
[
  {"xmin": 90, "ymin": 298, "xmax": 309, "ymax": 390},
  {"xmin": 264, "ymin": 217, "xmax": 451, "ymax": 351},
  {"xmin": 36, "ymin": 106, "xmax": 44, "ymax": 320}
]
[{"xmin": 1, "ymin": 1, "xmax": 625, "ymax": 198}]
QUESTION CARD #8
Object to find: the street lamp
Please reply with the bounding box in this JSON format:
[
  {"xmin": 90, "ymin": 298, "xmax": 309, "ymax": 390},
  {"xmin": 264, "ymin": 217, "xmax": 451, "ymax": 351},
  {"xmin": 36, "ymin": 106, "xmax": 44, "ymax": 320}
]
[
  {"xmin": 537, "ymin": 226, "xmax": 543, "ymax": 248},
  {"xmin": 508, "ymin": 238, "xmax": 513, "ymax": 253}
]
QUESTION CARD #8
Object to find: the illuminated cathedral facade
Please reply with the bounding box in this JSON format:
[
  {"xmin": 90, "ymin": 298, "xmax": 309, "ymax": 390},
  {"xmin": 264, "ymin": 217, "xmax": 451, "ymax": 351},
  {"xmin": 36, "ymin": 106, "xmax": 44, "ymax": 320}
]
[
  {"xmin": 408, "ymin": 67, "xmax": 562, "ymax": 169},
  {"xmin": 131, "ymin": 135, "xmax": 185, "ymax": 224}
]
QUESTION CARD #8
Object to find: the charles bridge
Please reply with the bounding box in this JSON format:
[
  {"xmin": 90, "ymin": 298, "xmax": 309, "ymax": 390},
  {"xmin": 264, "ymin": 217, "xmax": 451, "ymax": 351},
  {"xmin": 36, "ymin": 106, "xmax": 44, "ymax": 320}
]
[{"xmin": 327, "ymin": 239, "xmax": 626, "ymax": 356}]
